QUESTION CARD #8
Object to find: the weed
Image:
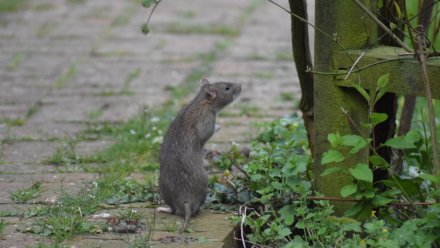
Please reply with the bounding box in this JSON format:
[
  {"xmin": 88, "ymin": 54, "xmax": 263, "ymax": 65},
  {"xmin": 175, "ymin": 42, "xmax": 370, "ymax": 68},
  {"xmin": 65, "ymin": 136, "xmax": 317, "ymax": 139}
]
[
  {"xmin": 86, "ymin": 109, "xmax": 104, "ymax": 120},
  {"xmin": 215, "ymin": 40, "xmax": 233, "ymax": 51},
  {"xmin": 0, "ymin": 118, "xmax": 25, "ymax": 127},
  {"xmin": 279, "ymin": 92, "xmax": 294, "ymax": 101},
  {"xmin": 0, "ymin": 210, "xmax": 20, "ymax": 217},
  {"xmin": 112, "ymin": 4, "xmax": 136, "ymax": 26},
  {"xmin": 7, "ymin": 52, "xmax": 25, "ymax": 70},
  {"xmin": 0, "ymin": 0, "xmax": 27, "ymax": 13},
  {"xmin": 239, "ymin": 0, "xmax": 263, "ymax": 23},
  {"xmin": 32, "ymin": 3, "xmax": 54, "ymax": 11},
  {"xmin": 238, "ymin": 103, "xmax": 262, "ymax": 117},
  {"xmin": 178, "ymin": 10, "xmax": 196, "ymax": 19},
  {"xmin": 34, "ymin": 242, "xmax": 67, "ymax": 248},
  {"xmin": 247, "ymin": 52, "xmax": 266, "ymax": 61},
  {"xmin": 26, "ymin": 101, "xmax": 41, "ymax": 119},
  {"xmin": 55, "ymin": 64, "xmax": 76, "ymax": 89},
  {"xmin": 117, "ymin": 208, "xmax": 143, "ymax": 222},
  {"xmin": 79, "ymin": 106, "xmax": 172, "ymax": 172},
  {"xmin": 275, "ymin": 50, "xmax": 292, "ymax": 61},
  {"xmin": 78, "ymin": 123, "xmax": 116, "ymax": 141},
  {"xmin": 36, "ymin": 21, "xmax": 55, "ymax": 38},
  {"xmin": 160, "ymin": 219, "xmax": 180, "ymax": 232},
  {"xmin": 10, "ymin": 181, "xmax": 42, "ymax": 203},
  {"xmin": 45, "ymin": 141, "xmax": 78, "ymax": 166},
  {"xmin": 122, "ymin": 68, "xmax": 141, "ymax": 94},
  {"xmin": 166, "ymin": 23, "xmax": 240, "ymax": 37},
  {"xmin": 95, "ymin": 174, "xmax": 157, "ymax": 205},
  {"xmin": 128, "ymin": 234, "xmax": 153, "ymax": 248},
  {"xmin": 67, "ymin": 0, "xmax": 85, "ymax": 5},
  {"xmin": 22, "ymin": 187, "xmax": 106, "ymax": 241},
  {"xmin": 255, "ymin": 70, "xmax": 275, "ymax": 79},
  {"xmin": 0, "ymin": 219, "xmax": 5, "ymax": 237}
]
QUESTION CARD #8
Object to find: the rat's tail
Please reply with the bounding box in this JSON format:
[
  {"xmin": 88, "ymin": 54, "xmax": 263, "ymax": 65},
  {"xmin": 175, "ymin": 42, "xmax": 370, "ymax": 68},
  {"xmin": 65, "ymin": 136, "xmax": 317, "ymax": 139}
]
[{"xmin": 180, "ymin": 202, "xmax": 192, "ymax": 233}]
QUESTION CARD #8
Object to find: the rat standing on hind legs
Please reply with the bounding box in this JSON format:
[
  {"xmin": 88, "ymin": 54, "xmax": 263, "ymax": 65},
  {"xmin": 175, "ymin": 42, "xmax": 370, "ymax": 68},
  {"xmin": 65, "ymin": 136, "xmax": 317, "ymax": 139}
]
[{"xmin": 158, "ymin": 78, "xmax": 242, "ymax": 233}]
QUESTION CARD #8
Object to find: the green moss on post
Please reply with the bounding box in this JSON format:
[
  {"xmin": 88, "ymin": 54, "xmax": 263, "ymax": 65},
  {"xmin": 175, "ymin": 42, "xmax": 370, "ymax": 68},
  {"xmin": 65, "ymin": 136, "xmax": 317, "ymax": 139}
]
[{"xmin": 314, "ymin": 0, "xmax": 376, "ymax": 215}]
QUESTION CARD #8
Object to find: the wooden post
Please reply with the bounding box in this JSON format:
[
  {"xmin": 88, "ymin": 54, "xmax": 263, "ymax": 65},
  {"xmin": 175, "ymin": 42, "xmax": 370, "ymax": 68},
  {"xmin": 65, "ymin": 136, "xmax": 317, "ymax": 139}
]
[{"xmin": 313, "ymin": 0, "xmax": 377, "ymax": 215}]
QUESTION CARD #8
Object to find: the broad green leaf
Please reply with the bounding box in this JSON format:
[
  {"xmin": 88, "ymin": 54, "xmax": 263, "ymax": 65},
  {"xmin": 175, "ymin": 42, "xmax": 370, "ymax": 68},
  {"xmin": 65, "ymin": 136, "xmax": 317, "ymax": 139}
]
[
  {"xmin": 393, "ymin": 1, "xmax": 402, "ymax": 17},
  {"xmin": 342, "ymin": 135, "xmax": 362, "ymax": 146},
  {"xmin": 328, "ymin": 132, "xmax": 343, "ymax": 147},
  {"xmin": 383, "ymin": 130, "xmax": 421, "ymax": 149},
  {"xmin": 377, "ymin": 73, "xmax": 390, "ymax": 89},
  {"xmin": 374, "ymin": 73, "xmax": 390, "ymax": 103},
  {"xmin": 321, "ymin": 166, "xmax": 343, "ymax": 176},
  {"xmin": 377, "ymin": 0, "xmax": 383, "ymax": 8},
  {"xmin": 350, "ymin": 82, "xmax": 370, "ymax": 102},
  {"xmin": 370, "ymin": 112, "xmax": 388, "ymax": 127},
  {"xmin": 344, "ymin": 202, "xmax": 363, "ymax": 217},
  {"xmin": 420, "ymin": 173, "xmax": 440, "ymax": 184},
  {"xmin": 342, "ymin": 135, "xmax": 368, "ymax": 154},
  {"xmin": 340, "ymin": 184, "xmax": 358, "ymax": 198},
  {"xmin": 383, "ymin": 179, "xmax": 419, "ymax": 196},
  {"xmin": 371, "ymin": 195, "xmax": 393, "ymax": 207},
  {"xmin": 277, "ymin": 227, "xmax": 292, "ymax": 239},
  {"xmin": 279, "ymin": 205, "xmax": 296, "ymax": 225},
  {"xmin": 363, "ymin": 189, "xmax": 376, "ymax": 199},
  {"xmin": 369, "ymin": 155, "xmax": 386, "ymax": 167},
  {"xmin": 321, "ymin": 149, "xmax": 345, "ymax": 165},
  {"xmin": 349, "ymin": 163, "xmax": 373, "ymax": 182}
]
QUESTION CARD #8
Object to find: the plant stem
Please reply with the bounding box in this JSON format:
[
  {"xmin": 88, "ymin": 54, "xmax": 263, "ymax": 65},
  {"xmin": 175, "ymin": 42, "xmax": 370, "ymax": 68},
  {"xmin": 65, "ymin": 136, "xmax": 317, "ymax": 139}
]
[{"xmin": 416, "ymin": 35, "xmax": 440, "ymax": 176}]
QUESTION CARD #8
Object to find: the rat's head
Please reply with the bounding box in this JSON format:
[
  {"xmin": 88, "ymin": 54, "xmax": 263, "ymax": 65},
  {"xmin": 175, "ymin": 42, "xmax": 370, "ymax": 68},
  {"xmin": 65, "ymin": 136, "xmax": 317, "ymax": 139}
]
[{"xmin": 199, "ymin": 78, "xmax": 241, "ymax": 111}]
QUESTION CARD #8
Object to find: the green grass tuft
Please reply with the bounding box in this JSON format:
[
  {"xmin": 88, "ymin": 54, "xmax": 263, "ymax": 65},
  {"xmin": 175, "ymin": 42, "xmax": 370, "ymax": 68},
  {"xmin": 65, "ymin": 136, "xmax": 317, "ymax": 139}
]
[
  {"xmin": 0, "ymin": 0, "xmax": 28, "ymax": 13},
  {"xmin": 9, "ymin": 181, "xmax": 42, "ymax": 203}
]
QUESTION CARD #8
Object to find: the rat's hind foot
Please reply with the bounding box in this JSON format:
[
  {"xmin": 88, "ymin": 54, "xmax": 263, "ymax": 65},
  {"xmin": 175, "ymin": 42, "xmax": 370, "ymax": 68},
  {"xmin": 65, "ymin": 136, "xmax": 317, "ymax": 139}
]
[{"xmin": 156, "ymin": 206, "xmax": 174, "ymax": 213}]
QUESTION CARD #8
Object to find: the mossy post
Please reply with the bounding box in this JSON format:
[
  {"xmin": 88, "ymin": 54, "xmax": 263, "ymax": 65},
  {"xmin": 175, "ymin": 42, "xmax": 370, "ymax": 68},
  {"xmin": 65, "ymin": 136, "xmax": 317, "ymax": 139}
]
[{"xmin": 314, "ymin": 1, "xmax": 377, "ymax": 215}]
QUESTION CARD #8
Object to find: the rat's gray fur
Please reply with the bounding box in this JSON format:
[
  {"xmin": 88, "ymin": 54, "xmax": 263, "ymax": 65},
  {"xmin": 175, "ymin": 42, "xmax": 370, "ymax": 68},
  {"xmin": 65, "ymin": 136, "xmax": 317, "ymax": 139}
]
[{"xmin": 158, "ymin": 79, "xmax": 241, "ymax": 233}]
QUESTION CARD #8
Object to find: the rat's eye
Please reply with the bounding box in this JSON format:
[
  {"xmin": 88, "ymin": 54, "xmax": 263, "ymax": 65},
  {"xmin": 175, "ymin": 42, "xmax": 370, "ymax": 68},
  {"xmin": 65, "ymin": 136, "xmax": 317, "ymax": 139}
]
[{"xmin": 225, "ymin": 86, "xmax": 230, "ymax": 91}]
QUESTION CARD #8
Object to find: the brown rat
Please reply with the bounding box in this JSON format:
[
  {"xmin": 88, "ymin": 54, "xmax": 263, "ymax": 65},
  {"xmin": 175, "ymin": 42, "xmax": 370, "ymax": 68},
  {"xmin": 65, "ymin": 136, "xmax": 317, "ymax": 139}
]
[{"xmin": 158, "ymin": 78, "xmax": 241, "ymax": 232}]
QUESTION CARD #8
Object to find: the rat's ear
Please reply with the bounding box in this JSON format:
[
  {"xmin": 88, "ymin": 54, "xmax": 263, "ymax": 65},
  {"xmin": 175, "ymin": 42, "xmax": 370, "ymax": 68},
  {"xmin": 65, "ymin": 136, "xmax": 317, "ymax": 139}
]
[
  {"xmin": 200, "ymin": 78, "xmax": 210, "ymax": 87},
  {"xmin": 204, "ymin": 87, "xmax": 216, "ymax": 100}
]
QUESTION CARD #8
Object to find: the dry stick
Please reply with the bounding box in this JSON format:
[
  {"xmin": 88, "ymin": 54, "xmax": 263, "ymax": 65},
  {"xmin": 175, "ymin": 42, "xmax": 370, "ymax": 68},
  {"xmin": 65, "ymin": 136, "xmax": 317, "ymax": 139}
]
[
  {"xmin": 309, "ymin": 56, "xmax": 416, "ymax": 76},
  {"xmin": 353, "ymin": 0, "xmax": 413, "ymax": 53},
  {"xmin": 344, "ymin": 51, "xmax": 366, "ymax": 80},
  {"xmin": 306, "ymin": 196, "xmax": 437, "ymax": 206},
  {"xmin": 417, "ymin": 36, "xmax": 440, "ymax": 176},
  {"xmin": 240, "ymin": 205, "xmax": 247, "ymax": 248}
]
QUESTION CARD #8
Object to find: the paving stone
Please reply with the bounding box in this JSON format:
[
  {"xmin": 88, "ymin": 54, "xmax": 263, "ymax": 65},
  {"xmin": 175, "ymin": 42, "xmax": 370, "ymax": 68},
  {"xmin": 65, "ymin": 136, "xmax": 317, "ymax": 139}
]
[
  {"xmin": 0, "ymin": 163, "xmax": 57, "ymax": 175},
  {"xmin": 0, "ymin": 103, "xmax": 29, "ymax": 120},
  {"xmin": 9, "ymin": 121, "xmax": 86, "ymax": 139},
  {"xmin": 2, "ymin": 141, "xmax": 59, "ymax": 164},
  {"xmin": 75, "ymin": 139, "xmax": 114, "ymax": 157}
]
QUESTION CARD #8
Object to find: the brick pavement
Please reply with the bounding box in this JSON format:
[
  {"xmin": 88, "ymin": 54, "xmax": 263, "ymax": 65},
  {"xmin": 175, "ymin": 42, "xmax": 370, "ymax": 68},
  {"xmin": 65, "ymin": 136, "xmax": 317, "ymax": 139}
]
[{"xmin": 0, "ymin": 0, "xmax": 303, "ymax": 247}]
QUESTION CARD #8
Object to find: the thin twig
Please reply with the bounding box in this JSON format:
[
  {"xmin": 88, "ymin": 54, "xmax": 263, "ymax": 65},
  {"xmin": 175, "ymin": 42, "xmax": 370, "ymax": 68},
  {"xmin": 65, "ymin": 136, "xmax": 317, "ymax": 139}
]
[
  {"xmin": 353, "ymin": 0, "xmax": 413, "ymax": 53},
  {"xmin": 231, "ymin": 160, "xmax": 250, "ymax": 179},
  {"xmin": 309, "ymin": 56, "xmax": 416, "ymax": 76},
  {"xmin": 306, "ymin": 196, "xmax": 437, "ymax": 206},
  {"xmin": 416, "ymin": 35, "xmax": 440, "ymax": 176},
  {"xmin": 145, "ymin": 0, "xmax": 162, "ymax": 28},
  {"xmin": 240, "ymin": 205, "xmax": 247, "ymax": 248},
  {"xmin": 344, "ymin": 51, "xmax": 366, "ymax": 80}
]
